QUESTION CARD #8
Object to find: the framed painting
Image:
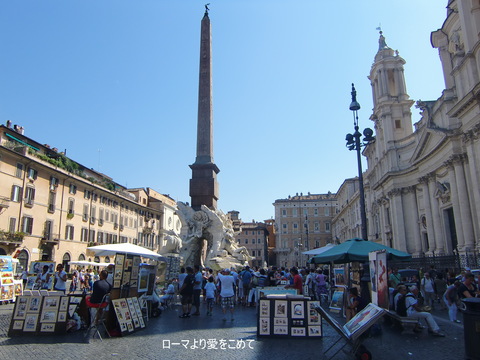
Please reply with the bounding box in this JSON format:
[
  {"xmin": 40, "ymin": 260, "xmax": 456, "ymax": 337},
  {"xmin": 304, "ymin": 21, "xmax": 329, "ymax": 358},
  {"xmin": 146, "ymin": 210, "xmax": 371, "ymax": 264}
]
[
  {"xmin": 259, "ymin": 300, "xmax": 270, "ymax": 317},
  {"xmin": 57, "ymin": 312, "xmax": 67, "ymax": 322},
  {"xmin": 259, "ymin": 317, "xmax": 270, "ymax": 335},
  {"xmin": 40, "ymin": 323, "xmax": 56, "ymax": 333},
  {"xmin": 273, "ymin": 326, "xmax": 288, "ymax": 335},
  {"xmin": 27, "ymin": 296, "xmax": 42, "ymax": 312},
  {"xmin": 40, "ymin": 309, "xmax": 57, "ymax": 323},
  {"xmin": 308, "ymin": 325, "xmax": 322, "ymax": 337},
  {"xmin": 274, "ymin": 300, "xmax": 288, "ymax": 318},
  {"xmin": 59, "ymin": 296, "xmax": 69, "ymax": 312},
  {"xmin": 23, "ymin": 314, "xmax": 39, "ymax": 332},
  {"xmin": 291, "ymin": 327, "xmax": 306, "ymax": 337},
  {"xmin": 42, "ymin": 296, "xmax": 60, "ymax": 311},
  {"xmin": 291, "ymin": 301, "xmax": 305, "ymax": 319},
  {"xmin": 12, "ymin": 320, "xmax": 24, "ymax": 330}
]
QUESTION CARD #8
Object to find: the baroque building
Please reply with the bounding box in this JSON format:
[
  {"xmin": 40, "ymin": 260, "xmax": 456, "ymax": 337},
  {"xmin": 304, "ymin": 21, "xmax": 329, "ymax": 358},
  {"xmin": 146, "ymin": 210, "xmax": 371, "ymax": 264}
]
[
  {"xmin": 339, "ymin": 1, "xmax": 480, "ymax": 258},
  {"xmin": 274, "ymin": 192, "xmax": 337, "ymax": 267},
  {"xmin": 227, "ymin": 211, "xmax": 270, "ymax": 268},
  {"xmin": 0, "ymin": 122, "xmax": 181, "ymax": 272}
]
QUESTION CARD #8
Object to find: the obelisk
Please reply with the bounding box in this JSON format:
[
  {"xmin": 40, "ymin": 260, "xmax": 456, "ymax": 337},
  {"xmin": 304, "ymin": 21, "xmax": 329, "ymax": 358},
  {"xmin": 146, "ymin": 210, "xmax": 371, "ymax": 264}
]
[{"xmin": 189, "ymin": 6, "xmax": 220, "ymax": 211}]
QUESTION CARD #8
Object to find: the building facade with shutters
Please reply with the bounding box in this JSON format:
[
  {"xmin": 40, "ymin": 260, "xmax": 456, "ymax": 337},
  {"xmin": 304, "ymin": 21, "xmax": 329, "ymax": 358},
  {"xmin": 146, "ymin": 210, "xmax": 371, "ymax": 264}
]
[
  {"xmin": 273, "ymin": 193, "xmax": 337, "ymax": 268},
  {"xmin": 0, "ymin": 123, "xmax": 180, "ymax": 272}
]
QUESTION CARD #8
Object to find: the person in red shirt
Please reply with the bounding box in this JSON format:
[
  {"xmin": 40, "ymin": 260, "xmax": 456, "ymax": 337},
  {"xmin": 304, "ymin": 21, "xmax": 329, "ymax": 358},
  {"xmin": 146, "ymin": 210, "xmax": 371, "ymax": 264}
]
[{"xmin": 286, "ymin": 268, "xmax": 303, "ymax": 294}]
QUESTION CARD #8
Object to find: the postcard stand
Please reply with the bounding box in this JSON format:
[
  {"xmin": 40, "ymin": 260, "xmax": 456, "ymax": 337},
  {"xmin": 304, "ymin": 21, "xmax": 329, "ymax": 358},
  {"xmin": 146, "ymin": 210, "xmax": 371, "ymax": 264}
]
[
  {"xmin": 257, "ymin": 297, "xmax": 322, "ymax": 338},
  {"xmin": 315, "ymin": 303, "xmax": 385, "ymax": 360}
]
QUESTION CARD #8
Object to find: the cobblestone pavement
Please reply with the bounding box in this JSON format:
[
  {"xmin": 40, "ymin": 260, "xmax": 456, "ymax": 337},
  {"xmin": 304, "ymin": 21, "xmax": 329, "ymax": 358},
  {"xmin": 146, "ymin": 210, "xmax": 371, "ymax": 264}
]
[{"xmin": 0, "ymin": 300, "xmax": 467, "ymax": 360}]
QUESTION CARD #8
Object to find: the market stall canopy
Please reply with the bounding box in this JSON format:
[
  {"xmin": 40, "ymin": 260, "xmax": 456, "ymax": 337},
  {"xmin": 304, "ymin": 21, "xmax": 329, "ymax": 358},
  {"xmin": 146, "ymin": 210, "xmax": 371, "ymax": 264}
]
[
  {"xmin": 86, "ymin": 243, "xmax": 167, "ymax": 261},
  {"xmin": 309, "ymin": 238, "xmax": 411, "ymax": 264},
  {"xmin": 68, "ymin": 261, "xmax": 113, "ymax": 267},
  {"xmin": 302, "ymin": 243, "xmax": 335, "ymax": 255}
]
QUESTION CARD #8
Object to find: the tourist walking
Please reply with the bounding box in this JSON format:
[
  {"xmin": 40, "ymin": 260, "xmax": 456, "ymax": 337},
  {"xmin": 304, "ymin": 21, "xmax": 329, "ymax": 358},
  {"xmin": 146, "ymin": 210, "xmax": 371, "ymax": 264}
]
[
  {"xmin": 217, "ymin": 268, "xmax": 236, "ymax": 321},
  {"xmin": 179, "ymin": 267, "xmax": 195, "ymax": 318},
  {"xmin": 204, "ymin": 276, "xmax": 216, "ymax": 316}
]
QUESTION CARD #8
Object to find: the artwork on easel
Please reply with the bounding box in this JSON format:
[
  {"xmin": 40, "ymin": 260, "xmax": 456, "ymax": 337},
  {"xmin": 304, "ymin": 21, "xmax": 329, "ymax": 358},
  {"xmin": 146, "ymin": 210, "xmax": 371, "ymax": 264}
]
[{"xmin": 343, "ymin": 303, "xmax": 385, "ymax": 340}]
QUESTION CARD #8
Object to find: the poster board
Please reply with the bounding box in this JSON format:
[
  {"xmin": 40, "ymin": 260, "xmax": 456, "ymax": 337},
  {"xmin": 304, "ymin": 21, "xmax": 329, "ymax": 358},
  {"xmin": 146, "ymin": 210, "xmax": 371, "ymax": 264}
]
[
  {"xmin": 329, "ymin": 287, "xmax": 346, "ymax": 313},
  {"xmin": 333, "ymin": 267, "xmax": 346, "ymax": 287},
  {"xmin": 0, "ymin": 256, "xmax": 15, "ymax": 302},
  {"xmin": 29, "ymin": 261, "xmax": 55, "ymax": 290},
  {"xmin": 369, "ymin": 250, "xmax": 389, "ymax": 309},
  {"xmin": 257, "ymin": 298, "xmax": 322, "ymax": 338},
  {"xmin": 165, "ymin": 256, "xmax": 181, "ymax": 283},
  {"xmin": 343, "ymin": 303, "xmax": 385, "ymax": 340},
  {"xmin": 257, "ymin": 287, "xmax": 297, "ymax": 301}
]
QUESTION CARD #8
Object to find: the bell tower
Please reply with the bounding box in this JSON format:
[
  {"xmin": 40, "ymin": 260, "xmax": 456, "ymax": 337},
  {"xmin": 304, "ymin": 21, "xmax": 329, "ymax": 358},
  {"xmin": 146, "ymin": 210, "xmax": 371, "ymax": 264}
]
[
  {"xmin": 189, "ymin": 6, "xmax": 220, "ymax": 211},
  {"xmin": 368, "ymin": 31, "xmax": 415, "ymax": 155}
]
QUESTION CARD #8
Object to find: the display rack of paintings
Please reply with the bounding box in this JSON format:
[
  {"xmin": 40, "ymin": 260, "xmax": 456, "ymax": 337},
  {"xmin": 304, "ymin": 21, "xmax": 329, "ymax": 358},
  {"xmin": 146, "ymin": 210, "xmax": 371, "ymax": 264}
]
[
  {"xmin": 112, "ymin": 297, "xmax": 146, "ymax": 335},
  {"xmin": 257, "ymin": 298, "xmax": 322, "ymax": 338},
  {"xmin": 165, "ymin": 256, "xmax": 181, "ymax": 283},
  {"xmin": 9, "ymin": 295, "xmax": 71, "ymax": 336}
]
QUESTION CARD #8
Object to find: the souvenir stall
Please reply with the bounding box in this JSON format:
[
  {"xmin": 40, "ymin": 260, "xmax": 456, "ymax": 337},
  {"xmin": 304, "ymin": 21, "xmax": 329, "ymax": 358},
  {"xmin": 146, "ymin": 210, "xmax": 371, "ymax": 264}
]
[
  {"xmin": 257, "ymin": 296, "xmax": 323, "ymax": 338},
  {"xmin": 7, "ymin": 243, "xmax": 165, "ymax": 337},
  {"xmin": 86, "ymin": 243, "xmax": 166, "ymax": 336}
]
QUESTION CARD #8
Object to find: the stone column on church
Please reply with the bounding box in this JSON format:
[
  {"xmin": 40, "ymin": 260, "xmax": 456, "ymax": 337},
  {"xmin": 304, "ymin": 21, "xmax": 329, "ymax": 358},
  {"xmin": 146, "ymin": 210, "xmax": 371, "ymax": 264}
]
[
  {"xmin": 426, "ymin": 175, "xmax": 445, "ymax": 255},
  {"xmin": 463, "ymin": 130, "xmax": 480, "ymax": 251},
  {"xmin": 419, "ymin": 176, "xmax": 436, "ymax": 254},
  {"xmin": 447, "ymin": 160, "xmax": 466, "ymax": 252},
  {"xmin": 388, "ymin": 188, "xmax": 407, "ymax": 252},
  {"xmin": 405, "ymin": 186, "xmax": 422, "ymax": 255},
  {"xmin": 452, "ymin": 155, "xmax": 475, "ymax": 252}
]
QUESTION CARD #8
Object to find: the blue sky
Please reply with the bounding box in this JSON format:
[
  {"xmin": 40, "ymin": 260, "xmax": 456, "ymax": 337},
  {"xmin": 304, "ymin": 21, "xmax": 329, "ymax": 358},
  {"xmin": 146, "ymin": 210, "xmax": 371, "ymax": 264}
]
[{"xmin": 0, "ymin": 1, "xmax": 448, "ymax": 222}]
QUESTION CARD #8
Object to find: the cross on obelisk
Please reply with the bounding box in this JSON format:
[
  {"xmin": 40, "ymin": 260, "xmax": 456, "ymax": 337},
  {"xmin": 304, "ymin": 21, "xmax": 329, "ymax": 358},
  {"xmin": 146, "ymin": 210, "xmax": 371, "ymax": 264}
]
[{"xmin": 189, "ymin": 7, "xmax": 220, "ymax": 211}]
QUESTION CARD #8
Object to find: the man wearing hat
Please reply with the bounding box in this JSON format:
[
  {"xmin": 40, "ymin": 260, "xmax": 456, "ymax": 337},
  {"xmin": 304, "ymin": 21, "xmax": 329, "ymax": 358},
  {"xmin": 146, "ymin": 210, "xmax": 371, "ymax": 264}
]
[{"xmin": 217, "ymin": 268, "xmax": 236, "ymax": 321}]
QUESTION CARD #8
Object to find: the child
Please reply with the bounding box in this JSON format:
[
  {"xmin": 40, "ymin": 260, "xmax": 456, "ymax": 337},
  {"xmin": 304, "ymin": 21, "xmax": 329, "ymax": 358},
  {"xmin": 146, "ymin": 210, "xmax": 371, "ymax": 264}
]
[
  {"xmin": 346, "ymin": 287, "xmax": 360, "ymax": 321},
  {"xmin": 204, "ymin": 276, "xmax": 216, "ymax": 316}
]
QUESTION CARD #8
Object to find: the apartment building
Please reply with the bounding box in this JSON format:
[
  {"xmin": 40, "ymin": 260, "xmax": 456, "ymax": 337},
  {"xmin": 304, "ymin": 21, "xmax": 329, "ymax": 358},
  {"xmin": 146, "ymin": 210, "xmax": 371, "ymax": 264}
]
[
  {"xmin": 273, "ymin": 192, "xmax": 337, "ymax": 268},
  {"xmin": 227, "ymin": 211, "xmax": 270, "ymax": 268},
  {"xmin": 0, "ymin": 123, "xmax": 180, "ymax": 272}
]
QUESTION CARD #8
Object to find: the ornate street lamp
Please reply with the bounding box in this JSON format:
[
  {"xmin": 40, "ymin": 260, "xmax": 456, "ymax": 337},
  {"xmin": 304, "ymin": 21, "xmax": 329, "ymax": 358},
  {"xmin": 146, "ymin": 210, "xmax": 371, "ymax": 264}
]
[{"xmin": 345, "ymin": 84, "xmax": 375, "ymax": 240}]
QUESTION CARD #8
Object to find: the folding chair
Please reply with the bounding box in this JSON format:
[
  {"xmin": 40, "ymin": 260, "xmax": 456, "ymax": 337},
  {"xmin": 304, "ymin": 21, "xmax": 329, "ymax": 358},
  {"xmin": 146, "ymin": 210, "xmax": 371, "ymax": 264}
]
[{"xmin": 84, "ymin": 294, "xmax": 110, "ymax": 342}]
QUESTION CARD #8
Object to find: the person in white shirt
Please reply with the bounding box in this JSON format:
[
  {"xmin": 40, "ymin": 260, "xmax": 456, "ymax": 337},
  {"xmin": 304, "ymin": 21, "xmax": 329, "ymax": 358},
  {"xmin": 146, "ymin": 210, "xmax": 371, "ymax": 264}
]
[
  {"xmin": 406, "ymin": 286, "xmax": 445, "ymax": 337},
  {"xmin": 160, "ymin": 281, "xmax": 176, "ymax": 306},
  {"xmin": 204, "ymin": 276, "xmax": 216, "ymax": 316},
  {"xmin": 217, "ymin": 268, "xmax": 236, "ymax": 321},
  {"xmin": 421, "ymin": 272, "xmax": 436, "ymax": 309},
  {"xmin": 54, "ymin": 264, "xmax": 67, "ymax": 293}
]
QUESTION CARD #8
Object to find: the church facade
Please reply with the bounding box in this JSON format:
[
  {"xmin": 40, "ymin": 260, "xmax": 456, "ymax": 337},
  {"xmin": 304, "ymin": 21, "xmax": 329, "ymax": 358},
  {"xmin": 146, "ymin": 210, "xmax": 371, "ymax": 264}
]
[{"xmin": 354, "ymin": 1, "xmax": 480, "ymax": 258}]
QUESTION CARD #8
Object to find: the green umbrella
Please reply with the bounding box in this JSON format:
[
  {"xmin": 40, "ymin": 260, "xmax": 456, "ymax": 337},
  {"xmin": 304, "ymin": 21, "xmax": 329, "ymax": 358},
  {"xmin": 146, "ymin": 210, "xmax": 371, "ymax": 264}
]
[{"xmin": 309, "ymin": 238, "xmax": 411, "ymax": 264}]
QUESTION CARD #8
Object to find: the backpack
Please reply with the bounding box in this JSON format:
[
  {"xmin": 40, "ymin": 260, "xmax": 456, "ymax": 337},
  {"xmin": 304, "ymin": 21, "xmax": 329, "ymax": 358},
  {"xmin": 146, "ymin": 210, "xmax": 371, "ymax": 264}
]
[{"xmin": 396, "ymin": 294, "xmax": 414, "ymax": 317}]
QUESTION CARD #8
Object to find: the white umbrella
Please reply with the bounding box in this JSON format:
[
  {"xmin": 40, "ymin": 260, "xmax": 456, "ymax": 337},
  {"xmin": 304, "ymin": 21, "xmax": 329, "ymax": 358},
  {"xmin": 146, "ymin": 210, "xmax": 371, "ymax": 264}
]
[
  {"xmin": 302, "ymin": 243, "xmax": 336, "ymax": 255},
  {"xmin": 68, "ymin": 261, "xmax": 113, "ymax": 267},
  {"xmin": 87, "ymin": 243, "xmax": 167, "ymax": 261}
]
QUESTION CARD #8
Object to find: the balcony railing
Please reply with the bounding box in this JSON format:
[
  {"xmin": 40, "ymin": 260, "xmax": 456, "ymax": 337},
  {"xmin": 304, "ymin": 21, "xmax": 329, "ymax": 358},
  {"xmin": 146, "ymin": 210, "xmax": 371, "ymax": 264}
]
[{"xmin": 0, "ymin": 231, "xmax": 25, "ymax": 244}]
